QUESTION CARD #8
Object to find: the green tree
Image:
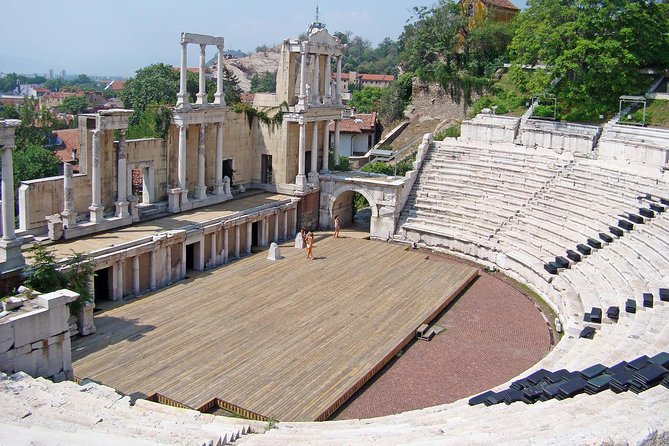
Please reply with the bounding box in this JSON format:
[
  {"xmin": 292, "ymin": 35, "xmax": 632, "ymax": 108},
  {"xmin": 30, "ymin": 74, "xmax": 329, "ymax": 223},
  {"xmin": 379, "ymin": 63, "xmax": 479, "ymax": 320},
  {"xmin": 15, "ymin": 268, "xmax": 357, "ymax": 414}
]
[
  {"xmin": 0, "ymin": 73, "xmax": 19, "ymax": 93},
  {"xmin": 221, "ymin": 67, "xmax": 242, "ymax": 105},
  {"xmin": 349, "ymin": 87, "xmax": 384, "ymax": 113},
  {"xmin": 120, "ymin": 63, "xmax": 180, "ymax": 115},
  {"xmin": 60, "ymin": 95, "xmax": 90, "ymax": 114},
  {"xmin": 509, "ymin": 0, "xmax": 669, "ymax": 119},
  {"xmin": 22, "ymin": 244, "xmax": 65, "ymax": 293},
  {"xmin": 13, "ymin": 144, "xmax": 62, "ymax": 188},
  {"xmin": 250, "ymin": 71, "xmax": 277, "ymax": 93}
]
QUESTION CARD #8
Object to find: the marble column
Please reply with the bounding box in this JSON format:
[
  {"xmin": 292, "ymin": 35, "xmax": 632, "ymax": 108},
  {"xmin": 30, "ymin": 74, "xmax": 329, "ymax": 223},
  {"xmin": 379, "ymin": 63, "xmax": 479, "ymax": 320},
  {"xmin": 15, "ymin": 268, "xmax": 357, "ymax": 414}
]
[
  {"xmin": 210, "ymin": 231, "xmax": 217, "ymax": 268},
  {"xmin": 0, "ymin": 144, "xmax": 22, "ymax": 271},
  {"xmin": 214, "ymin": 45, "xmax": 225, "ymax": 105},
  {"xmin": 246, "ymin": 221, "xmax": 252, "ymax": 254},
  {"xmin": 322, "ymin": 120, "xmax": 330, "ymax": 172},
  {"xmin": 234, "ymin": 225, "xmax": 240, "ymax": 258},
  {"xmin": 336, "ymin": 56, "xmax": 342, "ymax": 104},
  {"xmin": 298, "ymin": 45, "xmax": 307, "ymax": 107},
  {"xmin": 296, "ymin": 120, "xmax": 307, "ymax": 191},
  {"xmin": 334, "ymin": 120, "xmax": 341, "ymax": 162},
  {"xmin": 283, "ymin": 210, "xmax": 288, "ymax": 240},
  {"xmin": 89, "ymin": 129, "xmax": 104, "ymax": 223},
  {"xmin": 292, "ymin": 207, "xmax": 298, "ymax": 237},
  {"xmin": 166, "ymin": 246, "xmax": 172, "ymax": 285},
  {"xmin": 114, "ymin": 261, "xmax": 124, "ymax": 301},
  {"xmin": 177, "ymin": 123, "xmax": 189, "ymax": 205},
  {"xmin": 132, "ymin": 256, "xmax": 140, "ymax": 296},
  {"xmin": 177, "ymin": 42, "xmax": 189, "ymax": 108},
  {"xmin": 223, "ymin": 227, "xmax": 229, "ymax": 263},
  {"xmin": 195, "ymin": 124, "xmax": 207, "ymax": 200},
  {"xmin": 324, "ymin": 54, "xmax": 332, "ymax": 104},
  {"xmin": 214, "ymin": 122, "xmax": 225, "ymax": 195},
  {"xmin": 312, "ymin": 54, "xmax": 320, "ymax": 104},
  {"xmin": 150, "ymin": 250, "xmax": 157, "ymax": 290},
  {"xmin": 61, "ymin": 161, "xmax": 77, "ymax": 228},
  {"xmin": 273, "ymin": 212, "xmax": 279, "ymax": 243},
  {"xmin": 115, "ymin": 129, "xmax": 130, "ymax": 218},
  {"xmin": 309, "ymin": 122, "xmax": 319, "ymax": 184},
  {"xmin": 181, "ymin": 242, "xmax": 187, "ymax": 278},
  {"xmin": 196, "ymin": 44, "xmax": 207, "ymax": 105}
]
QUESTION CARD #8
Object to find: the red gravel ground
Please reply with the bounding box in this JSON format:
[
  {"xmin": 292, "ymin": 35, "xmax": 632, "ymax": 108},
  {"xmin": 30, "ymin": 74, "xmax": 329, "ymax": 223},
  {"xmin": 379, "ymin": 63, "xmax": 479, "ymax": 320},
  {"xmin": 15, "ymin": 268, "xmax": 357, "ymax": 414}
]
[{"xmin": 334, "ymin": 255, "xmax": 553, "ymax": 420}]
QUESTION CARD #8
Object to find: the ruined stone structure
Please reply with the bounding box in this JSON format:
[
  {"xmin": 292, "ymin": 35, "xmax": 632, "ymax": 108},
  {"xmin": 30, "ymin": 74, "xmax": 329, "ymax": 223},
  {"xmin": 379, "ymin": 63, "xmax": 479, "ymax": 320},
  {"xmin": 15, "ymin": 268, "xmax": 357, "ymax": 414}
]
[{"xmin": 0, "ymin": 120, "xmax": 25, "ymax": 274}]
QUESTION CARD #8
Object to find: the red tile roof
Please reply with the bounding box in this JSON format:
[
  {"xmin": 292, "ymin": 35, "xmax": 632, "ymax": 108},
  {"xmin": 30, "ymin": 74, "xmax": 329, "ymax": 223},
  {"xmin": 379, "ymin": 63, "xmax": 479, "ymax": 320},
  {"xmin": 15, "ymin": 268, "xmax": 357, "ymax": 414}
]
[
  {"xmin": 328, "ymin": 112, "xmax": 377, "ymax": 134},
  {"xmin": 484, "ymin": 0, "xmax": 519, "ymax": 10},
  {"xmin": 52, "ymin": 129, "xmax": 80, "ymax": 172}
]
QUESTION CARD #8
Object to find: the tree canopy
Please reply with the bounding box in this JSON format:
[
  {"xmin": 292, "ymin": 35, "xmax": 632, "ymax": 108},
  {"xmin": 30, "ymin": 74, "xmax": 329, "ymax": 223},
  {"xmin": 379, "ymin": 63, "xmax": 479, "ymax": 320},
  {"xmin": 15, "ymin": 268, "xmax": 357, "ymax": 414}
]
[
  {"xmin": 250, "ymin": 71, "xmax": 277, "ymax": 93},
  {"xmin": 398, "ymin": 0, "xmax": 515, "ymax": 102},
  {"xmin": 509, "ymin": 0, "xmax": 669, "ymax": 119},
  {"xmin": 60, "ymin": 95, "xmax": 90, "ymax": 114}
]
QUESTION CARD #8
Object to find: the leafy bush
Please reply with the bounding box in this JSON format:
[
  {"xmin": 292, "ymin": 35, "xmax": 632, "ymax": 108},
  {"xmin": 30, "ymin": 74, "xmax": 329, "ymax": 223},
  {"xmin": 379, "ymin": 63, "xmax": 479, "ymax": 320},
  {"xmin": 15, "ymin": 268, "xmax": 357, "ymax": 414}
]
[
  {"xmin": 532, "ymin": 105, "xmax": 556, "ymax": 119},
  {"xmin": 335, "ymin": 156, "xmax": 351, "ymax": 172},
  {"xmin": 434, "ymin": 124, "xmax": 461, "ymax": 141}
]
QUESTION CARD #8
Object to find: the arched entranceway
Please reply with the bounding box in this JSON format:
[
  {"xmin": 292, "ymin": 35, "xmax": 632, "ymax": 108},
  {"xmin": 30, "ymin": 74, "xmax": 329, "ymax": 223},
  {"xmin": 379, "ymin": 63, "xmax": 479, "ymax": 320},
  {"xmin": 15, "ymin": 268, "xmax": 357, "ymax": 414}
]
[
  {"xmin": 319, "ymin": 172, "xmax": 405, "ymax": 241},
  {"xmin": 330, "ymin": 190, "xmax": 375, "ymax": 234}
]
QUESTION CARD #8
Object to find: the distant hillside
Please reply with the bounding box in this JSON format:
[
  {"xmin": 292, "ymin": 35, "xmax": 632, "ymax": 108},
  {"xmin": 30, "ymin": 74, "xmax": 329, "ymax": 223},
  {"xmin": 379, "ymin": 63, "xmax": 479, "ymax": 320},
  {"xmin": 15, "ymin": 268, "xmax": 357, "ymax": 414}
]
[{"xmin": 223, "ymin": 50, "xmax": 280, "ymax": 92}]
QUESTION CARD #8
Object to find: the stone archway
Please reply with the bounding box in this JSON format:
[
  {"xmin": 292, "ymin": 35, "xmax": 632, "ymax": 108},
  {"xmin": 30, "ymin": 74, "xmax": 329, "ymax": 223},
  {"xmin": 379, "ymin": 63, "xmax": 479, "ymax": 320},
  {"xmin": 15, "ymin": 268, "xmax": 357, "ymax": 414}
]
[
  {"xmin": 318, "ymin": 172, "xmax": 405, "ymax": 241},
  {"xmin": 327, "ymin": 185, "xmax": 379, "ymax": 235}
]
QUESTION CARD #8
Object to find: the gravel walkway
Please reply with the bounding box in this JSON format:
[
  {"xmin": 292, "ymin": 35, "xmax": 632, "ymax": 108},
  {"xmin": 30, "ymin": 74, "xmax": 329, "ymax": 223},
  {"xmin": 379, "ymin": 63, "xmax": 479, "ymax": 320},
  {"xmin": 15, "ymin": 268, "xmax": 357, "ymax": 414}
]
[{"xmin": 334, "ymin": 257, "xmax": 553, "ymax": 420}]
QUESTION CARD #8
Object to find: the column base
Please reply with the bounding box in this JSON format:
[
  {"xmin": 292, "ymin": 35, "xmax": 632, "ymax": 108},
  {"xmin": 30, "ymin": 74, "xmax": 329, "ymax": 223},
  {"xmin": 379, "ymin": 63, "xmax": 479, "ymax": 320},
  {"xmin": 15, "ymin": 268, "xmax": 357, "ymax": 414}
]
[
  {"xmin": 115, "ymin": 200, "xmax": 130, "ymax": 219},
  {"xmin": 167, "ymin": 188, "xmax": 181, "ymax": 213},
  {"xmin": 0, "ymin": 238, "xmax": 25, "ymax": 271},
  {"xmin": 88, "ymin": 205, "xmax": 104, "ymax": 223},
  {"xmin": 180, "ymin": 189, "xmax": 192, "ymax": 211},
  {"xmin": 194, "ymin": 186, "xmax": 207, "ymax": 200},
  {"xmin": 214, "ymin": 93, "xmax": 225, "ymax": 106},
  {"xmin": 213, "ymin": 182, "xmax": 226, "ymax": 195},
  {"xmin": 295, "ymin": 174, "xmax": 308, "ymax": 193},
  {"xmin": 196, "ymin": 94, "xmax": 208, "ymax": 106},
  {"xmin": 308, "ymin": 171, "xmax": 320, "ymax": 185},
  {"xmin": 176, "ymin": 94, "xmax": 190, "ymax": 109},
  {"xmin": 61, "ymin": 210, "xmax": 78, "ymax": 228}
]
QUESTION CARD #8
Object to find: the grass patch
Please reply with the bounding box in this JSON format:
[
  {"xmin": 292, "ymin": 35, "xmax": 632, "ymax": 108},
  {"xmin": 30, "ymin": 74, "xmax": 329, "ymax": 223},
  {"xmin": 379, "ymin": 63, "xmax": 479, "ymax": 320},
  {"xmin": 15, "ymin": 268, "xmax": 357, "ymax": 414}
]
[{"xmin": 646, "ymin": 99, "xmax": 669, "ymax": 128}]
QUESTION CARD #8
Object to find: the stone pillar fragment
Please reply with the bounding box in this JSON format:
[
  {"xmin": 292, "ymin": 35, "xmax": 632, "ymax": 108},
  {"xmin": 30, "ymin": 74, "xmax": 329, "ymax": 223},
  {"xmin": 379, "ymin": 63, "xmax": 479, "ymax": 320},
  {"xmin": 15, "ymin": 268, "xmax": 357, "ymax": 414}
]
[
  {"xmin": 246, "ymin": 221, "xmax": 252, "ymax": 254},
  {"xmin": 88, "ymin": 129, "xmax": 104, "ymax": 223},
  {"xmin": 283, "ymin": 210, "xmax": 288, "ymax": 240},
  {"xmin": 0, "ymin": 138, "xmax": 24, "ymax": 270},
  {"xmin": 115, "ymin": 129, "xmax": 130, "ymax": 218},
  {"xmin": 274, "ymin": 212, "xmax": 279, "ymax": 243},
  {"xmin": 150, "ymin": 250, "xmax": 157, "ymax": 290},
  {"xmin": 61, "ymin": 161, "xmax": 77, "ymax": 228}
]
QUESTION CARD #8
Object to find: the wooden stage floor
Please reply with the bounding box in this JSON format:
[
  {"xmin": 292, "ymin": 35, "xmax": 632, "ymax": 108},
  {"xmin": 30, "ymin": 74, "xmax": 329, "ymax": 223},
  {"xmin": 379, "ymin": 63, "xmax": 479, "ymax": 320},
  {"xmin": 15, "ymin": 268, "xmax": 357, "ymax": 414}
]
[{"xmin": 72, "ymin": 236, "xmax": 477, "ymax": 422}]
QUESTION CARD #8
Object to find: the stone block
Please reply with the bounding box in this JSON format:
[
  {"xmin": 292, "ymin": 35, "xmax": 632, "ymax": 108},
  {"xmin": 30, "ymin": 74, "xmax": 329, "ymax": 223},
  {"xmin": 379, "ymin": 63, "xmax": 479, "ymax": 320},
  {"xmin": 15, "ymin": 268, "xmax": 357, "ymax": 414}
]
[
  {"xmin": 13, "ymin": 350, "xmax": 37, "ymax": 376},
  {"xmin": 36, "ymin": 342, "xmax": 64, "ymax": 378},
  {"xmin": 61, "ymin": 336, "xmax": 72, "ymax": 373},
  {"xmin": 0, "ymin": 321, "xmax": 13, "ymax": 353},
  {"xmin": 267, "ymin": 243, "xmax": 282, "ymax": 261},
  {"xmin": 36, "ymin": 289, "xmax": 79, "ymax": 310},
  {"xmin": 11, "ymin": 308, "xmax": 50, "ymax": 347},
  {"xmin": 3, "ymin": 296, "xmax": 27, "ymax": 312}
]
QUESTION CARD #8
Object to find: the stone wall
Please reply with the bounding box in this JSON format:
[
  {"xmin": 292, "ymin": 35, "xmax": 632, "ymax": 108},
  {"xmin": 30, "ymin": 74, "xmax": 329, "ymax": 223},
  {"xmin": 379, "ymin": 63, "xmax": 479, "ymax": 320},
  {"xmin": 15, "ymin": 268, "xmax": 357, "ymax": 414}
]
[
  {"xmin": 520, "ymin": 119, "xmax": 601, "ymax": 156},
  {"xmin": 461, "ymin": 114, "xmax": 520, "ymax": 143},
  {"xmin": 297, "ymin": 190, "xmax": 320, "ymax": 231},
  {"xmin": 0, "ymin": 289, "xmax": 78, "ymax": 382},
  {"xmin": 598, "ymin": 124, "xmax": 669, "ymax": 166},
  {"xmin": 411, "ymin": 80, "xmax": 479, "ymax": 122}
]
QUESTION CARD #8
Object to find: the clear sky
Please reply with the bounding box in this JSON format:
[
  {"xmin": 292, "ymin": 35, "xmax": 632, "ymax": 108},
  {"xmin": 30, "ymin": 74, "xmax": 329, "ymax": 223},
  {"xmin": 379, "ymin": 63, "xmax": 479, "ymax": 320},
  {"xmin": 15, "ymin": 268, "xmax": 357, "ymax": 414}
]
[{"xmin": 1, "ymin": 0, "xmax": 527, "ymax": 78}]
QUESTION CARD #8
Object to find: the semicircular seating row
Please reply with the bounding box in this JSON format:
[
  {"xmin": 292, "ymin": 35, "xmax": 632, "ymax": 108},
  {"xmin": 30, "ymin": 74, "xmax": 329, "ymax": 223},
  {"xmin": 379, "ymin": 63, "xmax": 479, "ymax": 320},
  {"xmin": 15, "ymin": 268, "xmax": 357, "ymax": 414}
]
[
  {"xmin": 3, "ymin": 139, "xmax": 669, "ymax": 445},
  {"xmin": 234, "ymin": 139, "xmax": 669, "ymax": 445}
]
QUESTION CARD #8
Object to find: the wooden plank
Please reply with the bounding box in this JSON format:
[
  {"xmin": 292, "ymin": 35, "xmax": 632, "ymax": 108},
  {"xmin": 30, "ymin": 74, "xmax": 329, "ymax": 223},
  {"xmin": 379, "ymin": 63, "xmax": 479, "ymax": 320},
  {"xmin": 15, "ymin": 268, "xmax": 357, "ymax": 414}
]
[{"xmin": 72, "ymin": 236, "xmax": 477, "ymax": 422}]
